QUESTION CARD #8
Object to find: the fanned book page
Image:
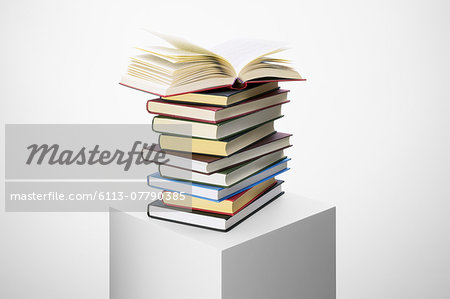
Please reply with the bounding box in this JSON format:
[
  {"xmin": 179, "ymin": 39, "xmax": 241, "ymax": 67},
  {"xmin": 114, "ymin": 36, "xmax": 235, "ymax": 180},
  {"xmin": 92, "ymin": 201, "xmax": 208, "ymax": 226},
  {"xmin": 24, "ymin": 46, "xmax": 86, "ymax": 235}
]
[
  {"xmin": 120, "ymin": 32, "xmax": 304, "ymax": 97},
  {"xmin": 211, "ymin": 39, "xmax": 288, "ymax": 75}
]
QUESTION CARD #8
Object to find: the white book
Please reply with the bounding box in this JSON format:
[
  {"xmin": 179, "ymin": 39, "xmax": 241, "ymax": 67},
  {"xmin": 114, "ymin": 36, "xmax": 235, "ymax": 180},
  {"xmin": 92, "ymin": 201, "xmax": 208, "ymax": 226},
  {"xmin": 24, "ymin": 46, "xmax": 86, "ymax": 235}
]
[
  {"xmin": 152, "ymin": 105, "xmax": 282, "ymax": 140},
  {"xmin": 159, "ymin": 150, "xmax": 285, "ymax": 187}
]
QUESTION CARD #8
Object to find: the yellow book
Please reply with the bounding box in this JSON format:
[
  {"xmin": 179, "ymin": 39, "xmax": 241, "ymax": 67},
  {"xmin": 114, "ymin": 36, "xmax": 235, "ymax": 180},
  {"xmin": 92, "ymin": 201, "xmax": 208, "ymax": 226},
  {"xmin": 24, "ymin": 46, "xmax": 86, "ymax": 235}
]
[
  {"xmin": 162, "ymin": 178, "xmax": 276, "ymax": 215},
  {"xmin": 159, "ymin": 121, "xmax": 275, "ymax": 156},
  {"xmin": 162, "ymin": 82, "xmax": 279, "ymax": 106}
]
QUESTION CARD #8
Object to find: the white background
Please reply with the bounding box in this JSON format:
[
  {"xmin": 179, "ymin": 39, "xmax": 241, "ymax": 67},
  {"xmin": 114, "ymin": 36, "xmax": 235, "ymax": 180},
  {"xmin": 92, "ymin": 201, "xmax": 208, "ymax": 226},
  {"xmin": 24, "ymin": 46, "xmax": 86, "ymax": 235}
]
[{"xmin": 1, "ymin": 0, "xmax": 450, "ymax": 298}]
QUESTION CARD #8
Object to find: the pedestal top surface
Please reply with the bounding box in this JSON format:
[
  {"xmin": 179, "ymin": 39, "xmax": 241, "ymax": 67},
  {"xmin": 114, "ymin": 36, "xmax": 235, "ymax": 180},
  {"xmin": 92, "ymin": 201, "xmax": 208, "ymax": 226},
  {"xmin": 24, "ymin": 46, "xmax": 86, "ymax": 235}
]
[{"xmin": 122, "ymin": 192, "xmax": 334, "ymax": 250}]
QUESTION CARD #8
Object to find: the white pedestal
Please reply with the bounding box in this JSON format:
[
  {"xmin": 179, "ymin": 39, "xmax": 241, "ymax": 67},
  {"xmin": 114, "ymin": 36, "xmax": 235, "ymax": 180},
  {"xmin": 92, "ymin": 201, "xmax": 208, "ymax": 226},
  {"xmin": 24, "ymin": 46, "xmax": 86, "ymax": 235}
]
[{"xmin": 110, "ymin": 192, "xmax": 336, "ymax": 299}]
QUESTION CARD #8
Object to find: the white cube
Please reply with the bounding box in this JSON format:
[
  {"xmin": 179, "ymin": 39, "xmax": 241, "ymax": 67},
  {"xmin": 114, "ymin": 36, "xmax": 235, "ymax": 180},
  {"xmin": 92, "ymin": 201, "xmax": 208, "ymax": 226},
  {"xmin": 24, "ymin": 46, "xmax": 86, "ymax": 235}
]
[{"xmin": 110, "ymin": 192, "xmax": 336, "ymax": 299}]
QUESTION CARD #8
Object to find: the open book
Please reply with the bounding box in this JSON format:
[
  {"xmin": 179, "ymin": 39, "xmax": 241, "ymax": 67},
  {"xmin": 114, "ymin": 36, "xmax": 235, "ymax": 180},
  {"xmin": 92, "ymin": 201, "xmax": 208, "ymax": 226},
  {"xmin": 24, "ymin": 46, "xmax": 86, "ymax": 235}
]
[{"xmin": 120, "ymin": 32, "xmax": 304, "ymax": 97}]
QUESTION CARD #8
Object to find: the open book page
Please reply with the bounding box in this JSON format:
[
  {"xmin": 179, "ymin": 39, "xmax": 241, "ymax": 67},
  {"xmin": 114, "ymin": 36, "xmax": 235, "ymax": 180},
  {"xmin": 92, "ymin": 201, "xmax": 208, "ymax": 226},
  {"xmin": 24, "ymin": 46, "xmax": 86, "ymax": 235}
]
[
  {"xmin": 210, "ymin": 39, "xmax": 288, "ymax": 76},
  {"xmin": 147, "ymin": 32, "xmax": 235, "ymax": 75},
  {"xmin": 136, "ymin": 46, "xmax": 208, "ymax": 63},
  {"xmin": 149, "ymin": 31, "xmax": 214, "ymax": 55},
  {"xmin": 132, "ymin": 54, "xmax": 183, "ymax": 72}
]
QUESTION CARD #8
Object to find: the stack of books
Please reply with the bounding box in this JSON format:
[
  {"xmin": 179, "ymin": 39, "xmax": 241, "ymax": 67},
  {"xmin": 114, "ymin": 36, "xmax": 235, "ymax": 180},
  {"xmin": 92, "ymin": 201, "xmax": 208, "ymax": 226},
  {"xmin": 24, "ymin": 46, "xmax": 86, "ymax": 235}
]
[{"xmin": 121, "ymin": 33, "xmax": 303, "ymax": 231}]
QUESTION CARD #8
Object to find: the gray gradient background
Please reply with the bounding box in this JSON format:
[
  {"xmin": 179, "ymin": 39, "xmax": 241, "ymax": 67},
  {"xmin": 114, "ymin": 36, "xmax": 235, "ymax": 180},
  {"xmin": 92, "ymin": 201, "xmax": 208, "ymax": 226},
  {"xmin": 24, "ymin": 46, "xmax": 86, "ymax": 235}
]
[{"xmin": 1, "ymin": 0, "xmax": 449, "ymax": 298}]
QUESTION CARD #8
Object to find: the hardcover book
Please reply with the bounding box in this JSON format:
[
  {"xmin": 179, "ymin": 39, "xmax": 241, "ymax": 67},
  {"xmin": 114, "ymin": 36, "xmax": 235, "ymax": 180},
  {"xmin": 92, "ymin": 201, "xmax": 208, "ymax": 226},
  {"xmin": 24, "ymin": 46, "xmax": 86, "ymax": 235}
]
[
  {"xmin": 162, "ymin": 178, "xmax": 277, "ymax": 215},
  {"xmin": 148, "ymin": 158, "xmax": 289, "ymax": 201},
  {"xmin": 142, "ymin": 132, "xmax": 292, "ymax": 173},
  {"xmin": 148, "ymin": 180, "xmax": 284, "ymax": 231},
  {"xmin": 159, "ymin": 150, "xmax": 285, "ymax": 187},
  {"xmin": 152, "ymin": 105, "xmax": 283, "ymax": 139},
  {"xmin": 120, "ymin": 32, "xmax": 303, "ymax": 97},
  {"xmin": 158, "ymin": 121, "xmax": 275, "ymax": 156},
  {"xmin": 147, "ymin": 89, "xmax": 289, "ymax": 123},
  {"xmin": 161, "ymin": 82, "xmax": 278, "ymax": 106}
]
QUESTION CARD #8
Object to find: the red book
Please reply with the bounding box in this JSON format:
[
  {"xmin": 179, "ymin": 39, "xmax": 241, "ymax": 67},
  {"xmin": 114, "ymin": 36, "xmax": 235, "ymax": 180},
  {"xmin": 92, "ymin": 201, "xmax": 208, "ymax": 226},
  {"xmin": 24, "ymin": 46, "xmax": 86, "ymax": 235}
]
[{"xmin": 147, "ymin": 89, "xmax": 289, "ymax": 123}]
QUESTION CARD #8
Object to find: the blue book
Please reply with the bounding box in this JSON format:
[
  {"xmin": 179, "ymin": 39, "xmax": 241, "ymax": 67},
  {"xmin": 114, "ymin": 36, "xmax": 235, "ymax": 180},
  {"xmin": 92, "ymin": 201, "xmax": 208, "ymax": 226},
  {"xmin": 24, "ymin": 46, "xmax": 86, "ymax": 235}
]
[{"xmin": 148, "ymin": 158, "xmax": 289, "ymax": 202}]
